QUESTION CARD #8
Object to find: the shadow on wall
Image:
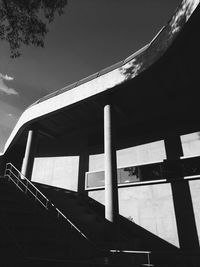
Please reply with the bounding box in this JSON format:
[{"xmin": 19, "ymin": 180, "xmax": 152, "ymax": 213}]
[
  {"xmin": 86, "ymin": 194, "xmax": 179, "ymax": 252},
  {"xmin": 89, "ymin": 183, "xmax": 180, "ymax": 248}
]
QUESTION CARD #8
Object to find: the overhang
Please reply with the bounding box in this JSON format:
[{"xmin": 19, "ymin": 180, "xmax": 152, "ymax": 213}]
[{"xmin": 2, "ymin": 0, "xmax": 200, "ymax": 154}]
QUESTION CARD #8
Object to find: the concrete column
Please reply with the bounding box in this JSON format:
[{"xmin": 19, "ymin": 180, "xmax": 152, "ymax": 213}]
[
  {"xmin": 21, "ymin": 129, "xmax": 38, "ymax": 180},
  {"xmin": 104, "ymin": 104, "xmax": 119, "ymax": 223},
  {"xmin": 78, "ymin": 135, "xmax": 89, "ymax": 194},
  {"xmin": 164, "ymin": 135, "xmax": 199, "ymax": 251}
]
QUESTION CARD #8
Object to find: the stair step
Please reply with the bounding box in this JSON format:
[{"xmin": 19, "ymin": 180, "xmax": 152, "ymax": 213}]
[
  {"xmin": 34, "ymin": 185, "xmax": 138, "ymax": 249},
  {"xmin": 0, "ymin": 177, "xmax": 149, "ymax": 265},
  {"xmin": 23, "ymin": 256, "xmax": 137, "ymax": 267},
  {"xmin": 0, "ymin": 185, "xmax": 21, "ymax": 195},
  {"xmin": 1, "ymin": 208, "xmax": 36, "ymax": 217}
]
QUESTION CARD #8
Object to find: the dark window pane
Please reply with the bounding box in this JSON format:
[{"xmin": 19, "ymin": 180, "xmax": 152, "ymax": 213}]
[
  {"xmin": 86, "ymin": 162, "xmax": 163, "ymax": 189},
  {"xmin": 119, "ymin": 167, "xmax": 140, "ymax": 184},
  {"xmin": 87, "ymin": 171, "xmax": 105, "ymax": 188}
]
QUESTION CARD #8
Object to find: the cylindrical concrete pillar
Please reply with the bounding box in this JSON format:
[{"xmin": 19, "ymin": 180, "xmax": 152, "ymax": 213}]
[
  {"xmin": 21, "ymin": 129, "xmax": 38, "ymax": 180},
  {"xmin": 104, "ymin": 104, "xmax": 119, "ymax": 223}
]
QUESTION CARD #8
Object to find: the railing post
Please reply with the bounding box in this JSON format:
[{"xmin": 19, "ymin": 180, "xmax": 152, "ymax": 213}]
[
  {"xmin": 45, "ymin": 200, "xmax": 48, "ymax": 209},
  {"xmin": 25, "ymin": 179, "xmax": 28, "ymax": 194},
  {"xmin": 8, "ymin": 169, "xmax": 11, "ymax": 181},
  {"xmin": 4, "ymin": 164, "xmax": 7, "ymax": 177},
  {"xmin": 147, "ymin": 252, "xmax": 151, "ymax": 267},
  {"xmin": 35, "ymin": 190, "xmax": 38, "ymax": 201}
]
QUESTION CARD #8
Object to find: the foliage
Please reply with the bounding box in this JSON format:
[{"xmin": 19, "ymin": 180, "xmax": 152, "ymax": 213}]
[
  {"xmin": 0, "ymin": 0, "xmax": 67, "ymax": 58},
  {"xmin": 127, "ymin": 216, "xmax": 134, "ymax": 222}
]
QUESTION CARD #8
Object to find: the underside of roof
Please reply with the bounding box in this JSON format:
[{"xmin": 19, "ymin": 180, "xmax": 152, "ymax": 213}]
[{"xmin": 2, "ymin": 0, "xmax": 200, "ymax": 155}]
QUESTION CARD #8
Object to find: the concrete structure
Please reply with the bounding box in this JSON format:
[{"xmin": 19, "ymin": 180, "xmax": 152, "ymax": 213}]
[
  {"xmin": 21, "ymin": 129, "xmax": 38, "ymax": 179},
  {"xmin": 104, "ymin": 104, "xmax": 119, "ymax": 223},
  {"xmin": 1, "ymin": 0, "xmax": 200, "ymax": 262}
]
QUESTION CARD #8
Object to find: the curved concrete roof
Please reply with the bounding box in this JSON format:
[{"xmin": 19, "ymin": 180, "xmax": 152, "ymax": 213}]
[{"xmin": 2, "ymin": 0, "xmax": 200, "ymax": 155}]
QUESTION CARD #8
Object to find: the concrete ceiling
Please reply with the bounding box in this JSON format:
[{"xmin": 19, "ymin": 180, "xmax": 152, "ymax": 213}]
[
  {"xmin": 28, "ymin": 4, "xmax": 200, "ymax": 149},
  {"xmin": 7, "ymin": 3, "xmax": 200, "ymax": 154}
]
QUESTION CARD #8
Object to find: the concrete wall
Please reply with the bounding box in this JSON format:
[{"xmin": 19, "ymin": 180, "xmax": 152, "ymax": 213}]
[
  {"xmin": 189, "ymin": 179, "xmax": 200, "ymax": 242},
  {"xmin": 88, "ymin": 135, "xmax": 200, "ymax": 248},
  {"xmin": 89, "ymin": 182, "xmax": 180, "ymax": 247},
  {"xmin": 32, "ymin": 156, "xmax": 79, "ymax": 190},
  {"xmin": 181, "ymin": 132, "xmax": 200, "ymax": 158},
  {"xmin": 31, "ymin": 131, "xmax": 88, "ymax": 191},
  {"xmin": 29, "ymin": 131, "xmax": 200, "ymax": 248},
  {"xmin": 89, "ymin": 140, "xmax": 166, "ymax": 172}
]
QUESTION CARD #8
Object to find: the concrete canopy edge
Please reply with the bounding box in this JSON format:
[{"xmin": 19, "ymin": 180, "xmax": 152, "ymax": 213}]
[{"xmin": 1, "ymin": 0, "xmax": 199, "ymax": 156}]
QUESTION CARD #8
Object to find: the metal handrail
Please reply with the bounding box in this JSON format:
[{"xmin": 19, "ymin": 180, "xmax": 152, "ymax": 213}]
[
  {"xmin": 110, "ymin": 250, "xmax": 152, "ymax": 266},
  {"xmin": 3, "ymin": 162, "xmax": 159, "ymax": 266},
  {"xmin": 5, "ymin": 163, "xmax": 49, "ymax": 209},
  {"xmin": 4, "ymin": 162, "xmax": 89, "ymax": 241}
]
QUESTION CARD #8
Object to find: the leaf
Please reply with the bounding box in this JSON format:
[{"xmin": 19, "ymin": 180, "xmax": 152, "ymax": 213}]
[{"xmin": 0, "ymin": 0, "xmax": 67, "ymax": 57}]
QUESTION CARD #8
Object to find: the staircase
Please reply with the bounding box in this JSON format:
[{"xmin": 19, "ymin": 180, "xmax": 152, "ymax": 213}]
[
  {"xmin": 1, "ymin": 163, "xmax": 153, "ymax": 266},
  {"xmin": 0, "ymin": 178, "xmax": 105, "ymax": 265},
  {"xmin": 35, "ymin": 183, "xmax": 185, "ymax": 267},
  {"xmin": 35, "ymin": 184, "xmax": 139, "ymax": 250},
  {"xmin": 0, "ymin": 162, "xmax": 191, "ymax": 266}
]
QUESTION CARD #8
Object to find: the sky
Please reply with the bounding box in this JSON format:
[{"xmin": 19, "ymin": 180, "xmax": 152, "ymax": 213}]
[{"xmin": 0, "ymin": 0, "xmax": 181, "ymax": 152}]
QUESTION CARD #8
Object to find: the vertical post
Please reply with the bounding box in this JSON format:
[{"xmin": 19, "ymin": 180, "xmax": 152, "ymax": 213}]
[
  {"xmin": 78, "ymin": 134, "xmax": 89, "ymax": 194},
  {"xmin": 164, "ymin": 135, "xmax": 199, "ymax": 251},
  {"xmin": 104, "ymin": 104, "xmax": 119, "ymax": 223},
  {"xmin": 21, "ymin": 129, "xmax": 38, "ymax": 180},
  {"xmin": 0, "ymin": 155, "xmax": 6, "ymax": 177}
]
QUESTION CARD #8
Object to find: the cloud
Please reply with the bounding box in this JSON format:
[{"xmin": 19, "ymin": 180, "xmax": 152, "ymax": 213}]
[
  {"xmin": 0, "ymin": 73, "xmax": 14, "ymax": 81},
  {"xmin": 0, "ymin": 73, "xmax": 18, "ymax": 95}
]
